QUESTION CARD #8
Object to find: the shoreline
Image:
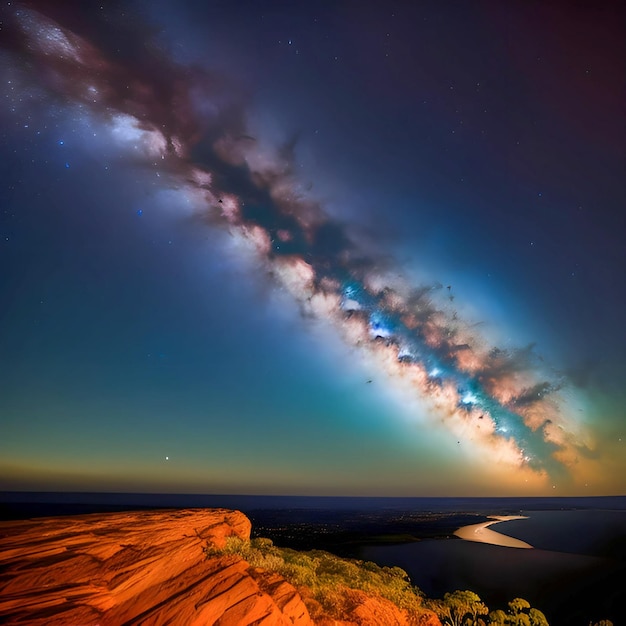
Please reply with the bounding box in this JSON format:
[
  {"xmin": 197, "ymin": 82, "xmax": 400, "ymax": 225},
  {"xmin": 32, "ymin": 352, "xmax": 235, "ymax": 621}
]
[{"xmin": 454, "ymin": 515, "xmax": 533, "ymax": 549}]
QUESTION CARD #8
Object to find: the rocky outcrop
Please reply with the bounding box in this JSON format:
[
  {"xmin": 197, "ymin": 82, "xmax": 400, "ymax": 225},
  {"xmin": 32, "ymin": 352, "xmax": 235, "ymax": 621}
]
[
  {"xmin": 311, "ymin": 588, "xmax": 441, "ymax": 626},
  {"xmin": 0, "ymin": 508, "xmax": 311, "ymax": 625},
  {"xmin": 0, "ymin": 509, "xmax": 442, "ymax": 626},
  {"xmin": 342, "ymin": 590, "xmax": 441, "ymax": 626}
]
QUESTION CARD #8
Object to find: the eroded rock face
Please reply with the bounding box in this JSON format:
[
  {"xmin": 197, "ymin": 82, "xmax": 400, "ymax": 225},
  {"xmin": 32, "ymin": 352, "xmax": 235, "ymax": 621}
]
[
  {"xmin": 0, "ymin": 509, "xmax": 442, "ymax": 626},
  {"xmin": 0, "ymin": 508, "xmax": 312, "ymax": 625},
  {"xmin": 312, "ymin": 588, "xmax": 442, "ymax": 626}
]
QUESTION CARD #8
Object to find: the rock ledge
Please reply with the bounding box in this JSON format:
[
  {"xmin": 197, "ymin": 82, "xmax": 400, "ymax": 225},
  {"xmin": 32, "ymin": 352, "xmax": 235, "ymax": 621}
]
[
  {"xmin": 0, "ymin": 508, "xmax": 310, "ymax": 625},
  {"xmin": 0, "ymin": 508, "xmax": 442, "ymax": 626}
]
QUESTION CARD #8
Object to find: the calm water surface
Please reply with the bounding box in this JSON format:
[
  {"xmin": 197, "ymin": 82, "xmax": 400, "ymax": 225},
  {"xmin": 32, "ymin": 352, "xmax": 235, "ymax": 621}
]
[{"xmin": 363, "ymin": 510, "xmax": 625, "ymax": 626}]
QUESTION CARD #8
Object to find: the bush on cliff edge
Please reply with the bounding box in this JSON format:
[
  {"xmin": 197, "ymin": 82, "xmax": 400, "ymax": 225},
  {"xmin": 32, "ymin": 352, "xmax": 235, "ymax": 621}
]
[{"xmin": 205, "ymin": 535, "xmax": 424, "ymax": 620}]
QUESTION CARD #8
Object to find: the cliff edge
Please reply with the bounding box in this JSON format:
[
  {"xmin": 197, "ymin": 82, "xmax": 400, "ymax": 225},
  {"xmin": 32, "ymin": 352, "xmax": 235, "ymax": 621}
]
[{"xmin": 0, "ymin": 508, "xmax": 440, "ymax": 626}]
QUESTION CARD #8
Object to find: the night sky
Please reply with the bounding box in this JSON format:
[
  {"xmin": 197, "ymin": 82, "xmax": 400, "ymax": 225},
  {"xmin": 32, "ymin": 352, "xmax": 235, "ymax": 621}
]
[{"xmin": 1, "ymin": 1, "xmax": 624, "ymax": 497}]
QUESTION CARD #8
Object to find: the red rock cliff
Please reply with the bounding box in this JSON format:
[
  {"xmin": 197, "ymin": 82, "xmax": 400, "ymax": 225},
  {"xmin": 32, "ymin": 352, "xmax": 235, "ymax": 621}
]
[{"xmin": 0, "ymin": 509, "xmax": 441, "ymax": 626}]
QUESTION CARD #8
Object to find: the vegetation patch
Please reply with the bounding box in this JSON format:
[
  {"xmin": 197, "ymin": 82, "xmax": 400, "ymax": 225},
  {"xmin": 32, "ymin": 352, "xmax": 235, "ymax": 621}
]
[
  {"xmin": 206, "ymin": 536, "xmax": 613, "ymax": 626},
  {"xmin": 205, "ymin": 535, "xmax": 423, "ymax": 619}
]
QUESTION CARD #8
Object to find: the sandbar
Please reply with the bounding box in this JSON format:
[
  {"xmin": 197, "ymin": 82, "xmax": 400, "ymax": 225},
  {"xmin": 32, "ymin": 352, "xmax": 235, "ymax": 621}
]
[{"xmin": 454, "ymin": 515, "xmax": 533, "ymax": 549}]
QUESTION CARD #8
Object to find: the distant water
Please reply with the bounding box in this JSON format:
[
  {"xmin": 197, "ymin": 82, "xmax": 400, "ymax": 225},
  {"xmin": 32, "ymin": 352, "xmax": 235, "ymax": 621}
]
[
  {"xmin": 363, "ymin": 509, "xmax": 625, "ymax": 626},
  {"xmin": 1, "ymin": 493, "xmax": 624, "ymax": 625}
]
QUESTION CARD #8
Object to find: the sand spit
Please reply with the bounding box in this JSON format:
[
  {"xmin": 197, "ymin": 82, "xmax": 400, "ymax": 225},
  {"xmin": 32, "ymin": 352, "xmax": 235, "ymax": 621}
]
[{"xmin": 454, "ymin": 515, "xmax": 533, "ymax": 549}]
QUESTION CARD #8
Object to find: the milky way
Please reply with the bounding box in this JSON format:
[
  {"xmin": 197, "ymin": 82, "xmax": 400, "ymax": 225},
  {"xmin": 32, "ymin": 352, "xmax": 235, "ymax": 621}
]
[{"xmin": 3, "ymin": 4, "xmax": 594, "ymax": 484}]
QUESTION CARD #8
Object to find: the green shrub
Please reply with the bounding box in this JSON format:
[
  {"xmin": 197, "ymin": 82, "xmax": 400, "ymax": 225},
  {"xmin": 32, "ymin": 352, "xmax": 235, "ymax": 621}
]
[{"xmin": 204, "ymin": 535, "xmax": 424, "ymax": 617}]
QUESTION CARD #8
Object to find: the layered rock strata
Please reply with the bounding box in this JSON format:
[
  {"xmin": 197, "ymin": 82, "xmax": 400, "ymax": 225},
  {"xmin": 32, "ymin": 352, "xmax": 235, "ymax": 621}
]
[
  {"xmin": 0, "ymin": 508, "xmax": 441, "ymax": 626},
  {"xmin": 0, "ymin": 509, "xmax": 310, "ymax": 625}
]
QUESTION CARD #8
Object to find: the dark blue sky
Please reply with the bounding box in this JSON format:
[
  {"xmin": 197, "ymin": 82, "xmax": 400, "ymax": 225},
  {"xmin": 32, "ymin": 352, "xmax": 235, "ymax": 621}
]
[{"xmin": 1, "ymin": 0, "xmax": 624, "ymax": 495}]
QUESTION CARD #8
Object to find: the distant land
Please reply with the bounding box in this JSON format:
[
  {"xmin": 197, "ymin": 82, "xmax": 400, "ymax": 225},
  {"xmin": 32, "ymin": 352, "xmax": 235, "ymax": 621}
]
[{"xmin": 2, "ymin": 491, "xmax": 625, "ymax": 519}]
